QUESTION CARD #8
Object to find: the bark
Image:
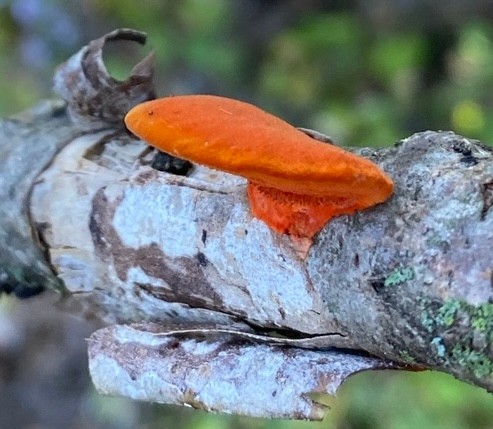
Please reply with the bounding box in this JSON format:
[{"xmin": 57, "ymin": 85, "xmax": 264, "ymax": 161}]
[{"xmin": 1, "ymin": 29, "xmax": 492, "ymax": 419}]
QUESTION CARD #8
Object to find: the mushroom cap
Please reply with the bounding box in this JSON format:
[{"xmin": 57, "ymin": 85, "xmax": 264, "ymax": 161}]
[{"xmin": 125, "ymin": 95, "xmax": 393, "ymax": 204}]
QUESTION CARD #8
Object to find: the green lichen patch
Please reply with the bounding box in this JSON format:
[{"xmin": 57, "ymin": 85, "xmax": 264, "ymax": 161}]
[
  {"xmin": 436, "ymin": 300, "xmax": 462, "ymax": 327},
  {"xmin": 398, "ymin": 350, "xmax": 417, "ymax": 364},
  {"xmin": 422, "ymin": 298, "xmax": 493, "ymax": 332},
  {"xmin": 420, "ymin": 310, "xmax": 435, "ymax": 333},
  {"xmin": 384, "ymin": 266, "xmax": 414, "ymax": 287},
  {"xmin": 418, "ymin": 297, "xmax": 493, "ymax": 381},
  {"xmin": 471, "ymin": 303, "xmax": 493, "ymax": 335},
  {"xmin": 418, "ymin": 295, "xmax": 444, "ymax": 333},
  {"xmin": 451, "ymin": 344, "xmax": 493, "ymax": 379}
]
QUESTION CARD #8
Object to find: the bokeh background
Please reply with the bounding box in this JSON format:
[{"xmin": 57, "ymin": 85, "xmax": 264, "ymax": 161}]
[{"xmin": 1, "ymin": 1, "xmax": 493, "ymax": 428}]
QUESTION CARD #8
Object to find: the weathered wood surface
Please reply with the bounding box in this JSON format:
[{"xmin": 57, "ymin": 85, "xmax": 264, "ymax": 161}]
[{"xmin": 1, "ymin": 30, "xmax": 492, "ymax": 419}]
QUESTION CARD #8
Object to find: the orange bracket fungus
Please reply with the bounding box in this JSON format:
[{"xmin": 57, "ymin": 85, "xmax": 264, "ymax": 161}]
[{"xmin": 125, "ymin": 95, "xmax": 393, "ymax": 254}]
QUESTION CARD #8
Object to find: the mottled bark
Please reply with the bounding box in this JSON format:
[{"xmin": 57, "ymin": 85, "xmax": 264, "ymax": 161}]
[{"xmin": 1, "ymin": 30, "xmax": 492, "ymax": 419}]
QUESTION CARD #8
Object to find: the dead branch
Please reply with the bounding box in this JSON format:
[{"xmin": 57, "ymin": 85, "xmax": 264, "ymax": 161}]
[{"xmin": 1, "ymin": 29, "xmax": 492, "ymax": 419}]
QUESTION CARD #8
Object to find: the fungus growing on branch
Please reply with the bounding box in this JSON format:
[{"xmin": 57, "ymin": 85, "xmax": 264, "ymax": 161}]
[{"xmin": 125, "ymin": 95, "xmax": 393, "ymax": 253}]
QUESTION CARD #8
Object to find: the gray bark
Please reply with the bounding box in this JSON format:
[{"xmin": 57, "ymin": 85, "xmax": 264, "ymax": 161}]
[{"xmin": 1, "ymin": 29, "xmax": 492, "ymax": 419}]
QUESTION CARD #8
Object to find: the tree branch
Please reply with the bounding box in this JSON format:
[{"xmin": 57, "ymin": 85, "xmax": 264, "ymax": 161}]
[{"xmin": 1, "ymin": 29, "xmax": 492, "ymax": 419}]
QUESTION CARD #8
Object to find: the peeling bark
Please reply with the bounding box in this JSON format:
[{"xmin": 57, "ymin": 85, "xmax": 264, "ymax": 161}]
[
  {"xmin": 88, "ymin": 323, "xmax": 395, "ymax": 420},
  {"xmin": 1, "ymin": 29, "xmax": 492, "ymax": 419}
]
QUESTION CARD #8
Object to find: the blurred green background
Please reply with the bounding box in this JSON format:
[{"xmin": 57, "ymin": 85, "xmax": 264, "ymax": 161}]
[
  {"xmin": 1, "ymin": 0, "xmax": 492, "ymax": 428},
  {"xmin": 4, "ymin": 0, "xmax": 493, "ymax": 146}
]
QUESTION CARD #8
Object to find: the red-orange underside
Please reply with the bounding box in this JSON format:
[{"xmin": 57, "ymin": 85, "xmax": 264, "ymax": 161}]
[{"xmin": 247, "ymin": 183, "xmax": 368, "ymax": 239}]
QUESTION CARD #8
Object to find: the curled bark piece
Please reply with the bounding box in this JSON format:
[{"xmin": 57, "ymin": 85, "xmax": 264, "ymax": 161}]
[
  {"xmin": 88, "ymin": 323, "xmax": 395, "ymax": 420},
  {"xmin": 53, "ymin": 28, "xmax": 155, "ymax": 129}
]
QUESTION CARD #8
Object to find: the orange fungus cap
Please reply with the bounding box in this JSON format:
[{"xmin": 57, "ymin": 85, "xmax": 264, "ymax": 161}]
[{"xmin": 125, "ymin": 95, "xmax": 393, "ymax": 243}]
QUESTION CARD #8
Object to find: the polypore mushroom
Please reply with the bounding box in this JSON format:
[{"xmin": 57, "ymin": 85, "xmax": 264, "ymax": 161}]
[{"xmin": 125, "ymin": 95, "xmax": 393, "ymax": 255}]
